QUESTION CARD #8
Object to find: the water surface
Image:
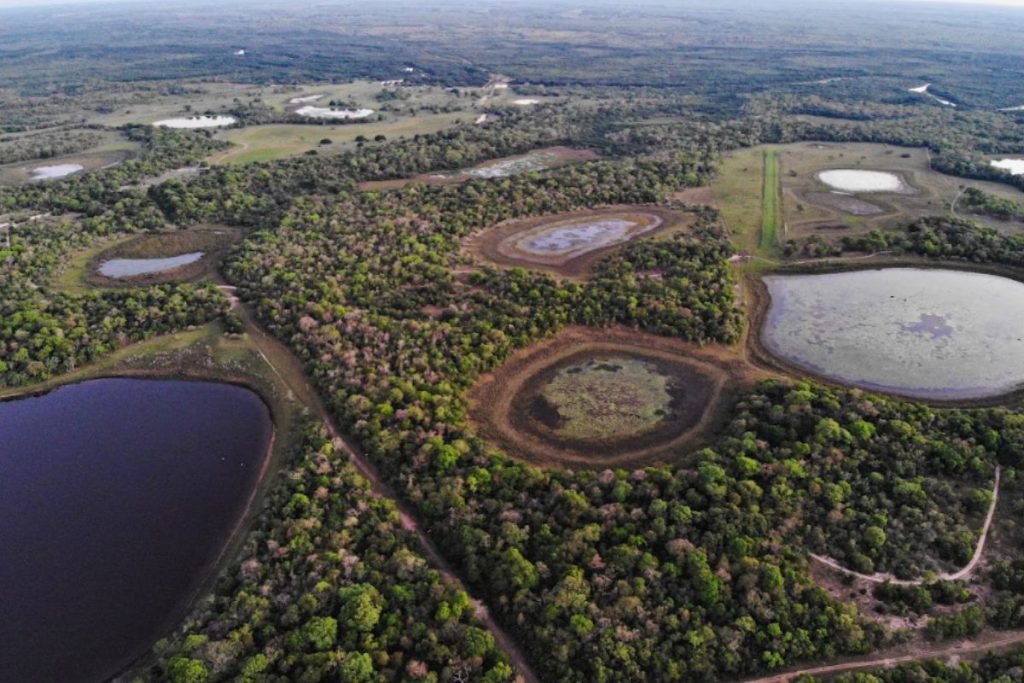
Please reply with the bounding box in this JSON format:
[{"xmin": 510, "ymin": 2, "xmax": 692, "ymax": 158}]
[
  {"xmin": 153, "ymin": 115, "xmax": 236, "ymax": 129},
  {"xmin": 991, "ymin": 158, "xmax": 1024, "ymax": 176},
  {"xmin": 761, "ymin": 268, "xmax": 1024, "ymax": 399},
  {"xmin": 0, "ymin": 378, "xmax": 272, "ymax": 682},
  {"xmin": 295, "ymin": 106, "xmax": 375, "ymax": 119},
  {"xmin": 99, "ymin": 251, "xmax": 204, "ymax": 277},
  {"xmin": 818, "ymin": 169, "xmax": 904, "ymax": 193},
  {"xmin": 30, "ymin": 163, "xmax": 84, "ymax": 180}
]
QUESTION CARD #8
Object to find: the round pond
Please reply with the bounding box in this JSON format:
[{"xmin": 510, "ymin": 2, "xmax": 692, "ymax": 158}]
[
  {"xmin": 0, "ymin": 378, "xmax": 273, "ymax": 681},
  {"xmin": 508, "ymin": 350, "xmax": 715, "ymax": 454},
  {"xmin": 761, "ymin": 268, "xmax": 1024, "ymax": 400}
]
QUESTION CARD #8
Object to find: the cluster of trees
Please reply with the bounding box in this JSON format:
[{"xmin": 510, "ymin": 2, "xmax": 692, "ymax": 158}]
[
  {"xmin": 959, "ymin": 187, "xmax": 1024, "ymax": 222},
  {"xmin": 0, "ymin": 128, "xmax": 103, "ymax": 164},
  {"xmin": 872, "ymin": 581, "xmax": 973, "ymax": 618},
  {"xmin": 0, "ymin": 279, "xmax": 226, "ymax": 386},
  {"xmin": 839, "ymin": 216, "xmax": 1024, "ymax": 267},
  {"xmin": 153, "ymin": 424, "xmax": 514, "ymax": 683},
  {"xmin": 720, "ymin": 381, "xmax": 1003, "ymax": 579},
  {"xmin": 0, "ymin": 214, "xmax": 227, "ymax": 388},
  {"xmin": 0, "ymin": 124, "xmax": 228, "ymax": 223}
]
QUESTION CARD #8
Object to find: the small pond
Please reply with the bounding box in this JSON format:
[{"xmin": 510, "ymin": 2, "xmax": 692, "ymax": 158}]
[
  {"xmin": 818, "ymin": 169, "xmax": 905, "ymax": 193},
  {"xmin": 761, "ymin": 268, "xmax": 1024, "ymax": 400},
  {"xmin": 0, "ymin": 378, "xmax": 273, "ymax": 682},
  {"xmin": 520, "ymin": 219, "xmax": 639, "ymax": 255},
  {"xmin": 99, "ymin": 251, "xmax": 204, "ymax": 278},
  {"xmin": 30, "ymin": 163, "xmax": 84, "ymax": 181},
  {"xmin": 153, "ymin": 115, "xmax": 237, "ymax": 129},
  {"xmin": 295, "ymin": 105, "xmax": 375, "ymax": 119},
  {"xmin": 991, "ymin": 159, "xmax": 1024, "ymax": 176},
  {"xmin": 495, "ymin": 212, "xmax": 663, "ymax": 266}
]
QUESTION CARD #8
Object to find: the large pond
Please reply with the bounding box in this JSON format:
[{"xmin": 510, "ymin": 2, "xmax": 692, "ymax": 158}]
[
  {"xmin": 761, "ymin": 268, "xmax": 1024, "ymax": 400},
  {"xmin": 98, "ymin": 251, "xmax": 204, "ymax": 278},
  {"xmin": 0, "ymin": 378, "xmax": 273, "ymax": 682},
  {"xmin": 818, "ymin": 169, "xmax": 906, "ymax": 193}
]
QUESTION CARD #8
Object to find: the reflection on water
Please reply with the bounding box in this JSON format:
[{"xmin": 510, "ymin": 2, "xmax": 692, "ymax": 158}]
[
  {"xmin": 99, "ymin": 251, "xmax": 204, "ymax": 278},
  {"xmin": 761, "ymin": 268, "xmax": 1024, "ymax": 399},
  {"xmin": 0, "ymin": 378, "xmax": 272, "ymax": 682}
]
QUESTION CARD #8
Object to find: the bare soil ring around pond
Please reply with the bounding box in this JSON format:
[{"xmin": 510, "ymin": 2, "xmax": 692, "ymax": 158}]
[
  {"xmin": 469, "ymin": 326, "xmax": 765, "ymax": 468},
  {"xmin": 467, "ymin": 206, "xmax": 692, "ymax": 278},
  {"xmin": 86, "ymin": 228, "xmax": 240, "ymax": 287}
]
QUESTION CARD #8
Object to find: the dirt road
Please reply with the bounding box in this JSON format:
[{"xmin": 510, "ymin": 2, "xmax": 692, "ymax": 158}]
[
  {"xmin": 811, "ymin": 467, "xmax": 1001, "ymax": 586},
  {"xmin": 233, "ymin": 299, "xmax": 542, "ymax": 683},
  {"xmin": 744, "ymin": 629, "xmax": 1024, "ymax": 683}
]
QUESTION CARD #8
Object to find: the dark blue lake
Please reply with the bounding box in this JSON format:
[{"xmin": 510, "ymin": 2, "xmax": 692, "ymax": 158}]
[{"xmin": 0, "ymin": 378, "xmax": 273, "ymax": 682}]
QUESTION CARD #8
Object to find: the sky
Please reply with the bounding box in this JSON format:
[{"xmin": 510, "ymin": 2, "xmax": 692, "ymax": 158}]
[{"xmin": 1, "ymin": 0, "xmax": 1023, "ymax": 6}]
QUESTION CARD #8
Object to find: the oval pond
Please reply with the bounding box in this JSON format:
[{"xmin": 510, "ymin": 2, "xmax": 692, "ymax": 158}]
[
  {"xmin": 98, "ymin": 251, "xmax": 204, "ymax": 278},
  {"xmin": 818, "ymin": 169, "xmax": 905, "ymax": 193},
  {"xmin": 761, "ymin": 268, "xmax": 1024, "ymax": 400},
  {"xmin": 0, "ymin": 378, "xmax": 273, "ymax": 682}
]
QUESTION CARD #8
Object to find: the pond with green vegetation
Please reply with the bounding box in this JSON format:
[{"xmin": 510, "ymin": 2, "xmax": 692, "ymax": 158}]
[
  {"xmin": 538, "ymin": 356, "xmax": 676, "ymax": 441},
  {"xmin": 761, "ymin": 268, "xmax": 1024, "ymax": 400}
]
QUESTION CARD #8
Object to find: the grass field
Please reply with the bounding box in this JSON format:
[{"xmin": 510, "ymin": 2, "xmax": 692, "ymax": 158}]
[
  {"xmin": 208, "ymin": 112, "xmax": 467, "ymax": 164},
  {"xmin": 761, "ymin": 150, "xmax": 782, "ymax": 254},
  {"xmin": 708, "ymin": 147, "xmax": 765, "ymax": 255},
  {"xmin": 55, "ymin": 234, "xmax": 137, "ymax": 294},
  {"xmin": 712, "ymin": 142, "xmax": 1024, "ymax": 259}
]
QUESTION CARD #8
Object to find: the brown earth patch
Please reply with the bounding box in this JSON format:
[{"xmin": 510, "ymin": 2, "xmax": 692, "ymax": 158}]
[
  {"xmin": 673, "ymin": 186, "xmax": 715, "ymax": 205},
  {"xmin": 469, "ymin": 325, "xmax": 772, "ymax": 469},
  {"xmin": 465, "ymin": 205, "xmax": 693, "ymax": 279},
  {"xmin": 357, "ymin": 146, "xmax": 599, "ymax": 191}
]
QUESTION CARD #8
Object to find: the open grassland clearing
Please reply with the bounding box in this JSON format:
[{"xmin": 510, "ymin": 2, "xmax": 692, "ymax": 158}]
[
  {"xmin": 777, "ymin": 142, "xmax": 1024, "ymax": 238},
  {"xmin": 208, "ymin": 112, "xmax": 466, "ymax": 164},
  {"xmin": 279, "ymin": 80, "xmax": 471, "ymax": 113},
  {"xmin": 761, "ymin": 149, "xmax": 782, "ymax": 253},
  {"xmin": 83, "ymin": 82, "xmax": 267, "ymax": 127},
  {"xmin": 709, "ymin": 146, "xmax": 766, "ymax": 257}
]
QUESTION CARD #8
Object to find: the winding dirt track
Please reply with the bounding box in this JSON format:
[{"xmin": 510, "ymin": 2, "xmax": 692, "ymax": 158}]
[
  {"xmin": 809, "ymin": 467, "xmax": 1001, "ymax": 586},
  {"xmin": 743, "ymin": 630, "xmax": 1024, "ymax": 683},
  {"xmin": 232, "ymin": 298, "xmax": 541, "ymax": 683}
]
